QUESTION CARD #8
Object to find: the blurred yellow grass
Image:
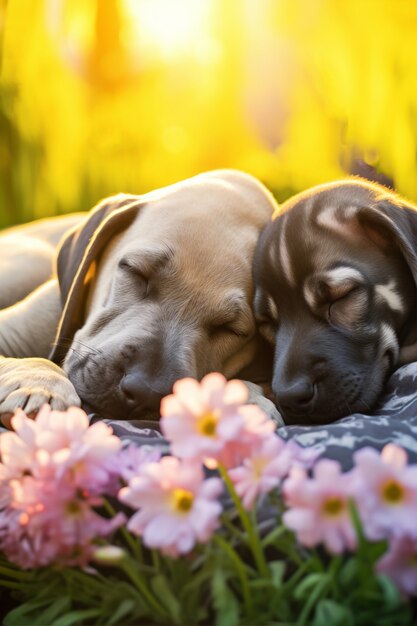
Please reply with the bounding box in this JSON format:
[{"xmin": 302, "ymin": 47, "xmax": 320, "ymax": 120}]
[{"xmin": 0, "ymin": 0, "xmax": 417, "ymax": 227}]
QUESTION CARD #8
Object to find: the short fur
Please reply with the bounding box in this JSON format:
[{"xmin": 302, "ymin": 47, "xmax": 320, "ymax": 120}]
[
  {"xmin": 0, "ymin": 170, "xmax": 279, "ymax": 423},
  {"xmin": 254, "ymin": 178, "xmax": 417, "ymax": 425}
]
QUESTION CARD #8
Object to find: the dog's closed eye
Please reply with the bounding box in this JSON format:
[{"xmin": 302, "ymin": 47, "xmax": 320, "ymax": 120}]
[
  {"xmin": 208, "ymin": 323, "xmax": 249, "ymax": 338},
  {"xmin": 118, "ymin": 258, "xmax": 150, "ymax": 298},
  {"xmin": 208, "ymin": 294, "xmax": 254, "ymax": 340},
  {"xmin": 327, "ymin": 286, "xmax": 368, "ymax": 327},
  {"xmin": 305, "ymin": 266, "xmax": 369, "ymax": 329},
  {"xmin": 305, "ymin": 267, "xmax": 364, "ymax": 305}
]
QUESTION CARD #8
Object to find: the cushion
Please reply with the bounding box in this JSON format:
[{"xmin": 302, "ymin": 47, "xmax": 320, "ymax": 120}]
[{"xmin": 95, "ymin": 362, "xmax": 417, "ymax": 470}]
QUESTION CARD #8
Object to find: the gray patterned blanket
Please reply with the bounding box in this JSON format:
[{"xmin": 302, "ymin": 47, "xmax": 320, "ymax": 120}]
[{"xmin": 94, "ymin": 362, "xmax": 417, "ymax": 470}]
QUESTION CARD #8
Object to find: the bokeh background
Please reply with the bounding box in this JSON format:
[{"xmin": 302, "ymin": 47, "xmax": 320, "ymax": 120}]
[{"xmin": 1, "ymin": 0, "xmax": 417, "ymax": 228}]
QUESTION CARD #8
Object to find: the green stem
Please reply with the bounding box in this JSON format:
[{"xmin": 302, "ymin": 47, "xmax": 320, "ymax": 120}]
[
  {"xmin": 221, "ymin": 513, "xmax": 246, "ymax": 541},
  {"xmin": 213, "ymin": 534, "xmax": 252, "ymax": 613},
  {"xmin": 103, "ymin": 499, "xmax": 143, "ymax": 563},
  {"xmin": 329, "ymin": 555, "xmax": 342, "ymax": 599},
  {"xmin": 348, "ymin": 500, "xmax": 372, "ymax": 590},
  {"xmin": 151, "ymin": 549, "xmax": 161, "ymax": 572},
  {"xmin": 0, "ymin": 565, "xmax": 34, "ymax": 580},
  {"xmin": 0, "ymin": 579, "xmax": 30, "ymax": 589},
  {"xmin": 218, "ymin": 463, "xmax": 270, "ymax": 579},
  {"xmin": 121, "ymin": 558, "xmax": 169, "ymax": 621},
  {"xmin": 283, "ymin": 559, "xmax": 310, "ymax": 591},
  {"xmin": 311, "ymin": 548, "xmax": 325, "ymax": 572},
  {"xmin": 261, "ymin": 524, "xmax": 287, "ymax": 548}
]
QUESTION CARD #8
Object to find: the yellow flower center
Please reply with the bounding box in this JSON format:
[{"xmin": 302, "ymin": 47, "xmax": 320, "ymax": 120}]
[
  {"xmin": 66, "ymin": 501, "xmax": 82, "ymax": 516},
  {"xmin": 197, "ymin": 411, "xmax": 218, "ymax": 437},
  {"xmin": 322, "ymin": 497, "xmax": 345, "ymax": 517},
  {"xmin": 171, "ymin": 488, "xmax": 194, "ymax": 513},
  {"xmin": 381, "ymin": 479, "xmax": 404, "ymax": 504},
  {"xmin": 252, "ymin": 457, "xmax": 267, "ymax": 479}
]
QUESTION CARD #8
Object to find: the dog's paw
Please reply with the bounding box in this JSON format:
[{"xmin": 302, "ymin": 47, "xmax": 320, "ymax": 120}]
[
  {"xmin": 0, "ymin": 356, "xmax": 80, "ymax": 428},
  {"xmin": 243, "ymin": 381, "xmax": 284, "ymax": 426}
]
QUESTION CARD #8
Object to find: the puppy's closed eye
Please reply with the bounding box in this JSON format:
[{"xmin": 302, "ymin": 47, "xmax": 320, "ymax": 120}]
[
  {"xmin": 305, "ymin": 267, "xmax": 369, "ymax": 329},
  {"xmin": 118, "ymin": 258, "xmax": 150, "ymax": 298},
  {"xmin": 208, "ymin": 323, "xmax": 249, "ymax": 339},
  {"xmin": 208, "ymin": 299, "xmax": 254, "ymax": 342},
  {"xmin": 327, "ymin": 286, "xmax": 368, "ymax": 327}
]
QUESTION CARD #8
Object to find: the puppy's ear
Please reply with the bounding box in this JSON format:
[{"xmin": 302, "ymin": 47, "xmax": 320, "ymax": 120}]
[
  {"xmin": 358, "ymin": 195, "xmax": 417, "ymax": 364},
  {"xmin": 50, "ymin": 194, "xmax": 145, "ymax": 364}
]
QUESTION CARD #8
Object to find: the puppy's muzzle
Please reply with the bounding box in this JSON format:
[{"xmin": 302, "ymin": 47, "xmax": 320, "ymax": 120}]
[
  {"xmin": 120, "ymin": 364, "xmax": 165, "ymax": 416},
  {"xmin": 274, "ymin": 376, "xmax": 316, "ymax": 422}
]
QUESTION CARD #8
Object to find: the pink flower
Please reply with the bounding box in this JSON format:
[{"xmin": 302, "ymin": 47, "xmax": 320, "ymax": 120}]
[
  {"xmin": 351, "ymin": 444, "xmax": 417, "ymax": 541},
  {"xmin": 283, "ymin": 459, "xmax": 356, "ymax": 554},
  {"xmin": 119, "ymin": 455, "xmax": 223, "ymax": 557},
  {"xmin": 117, "ymin": 443, "xmax": 161, "ymax": 483},
  {"xmin": 216, "ymin": 404, "xmax": 275, "ymax": 470},
  {"xmin": 160, "ymin": 373, "xmax": 248, "ymax": 462},
  {"xmin": 228, "ymin": 434, "xmax": 321, "ymax": 510},
  {"xmin": 228, "ymin": 435, "xmax": 285, "ymax": 510},
  {"xmin": 377, "ymin": 535, "xmax": 417, "ymax": 596},
  {"xmin": 0, "ymin": 406, "xmax": 125, "ymax": 568},
  {"xmin": 1, "ymin": 406, "xmax": 122, "ymax": 492},
  {"xmin": 0, "ymin": 473, "xmax": 124, "ymax": 568}
]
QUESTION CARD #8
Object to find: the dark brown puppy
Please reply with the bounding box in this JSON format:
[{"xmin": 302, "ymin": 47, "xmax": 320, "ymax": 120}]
[{"xmin": 254, "ymin": 178, "xmax": 417, "ymax": 425}]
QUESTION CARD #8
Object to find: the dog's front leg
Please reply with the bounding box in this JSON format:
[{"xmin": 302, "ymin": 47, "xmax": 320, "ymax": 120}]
[
  {"xmin": 0, "ymin": 356, "xmax": 81, "ymax": 428},
  {"xmin": 0, "ymin": 279, "xmax": 81, "ymax": 428}
]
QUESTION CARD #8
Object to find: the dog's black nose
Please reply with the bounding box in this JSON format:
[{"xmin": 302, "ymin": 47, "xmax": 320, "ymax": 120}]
[
  {"xmin": 275, "ymin": 379, "xmax": 315, "ymax": 418},
  {"xmin": 120, "ymin": 369, "xmax": 164, "ymax": 415}
]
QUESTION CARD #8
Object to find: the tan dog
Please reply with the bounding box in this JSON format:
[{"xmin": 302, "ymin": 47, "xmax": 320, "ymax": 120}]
[
  {"xmin": 0, "ymin": 213, "xmax": 84, "ymax": 310},
  {"xmin": 0, "ymin": 170, "xmax": 279, "ymax": 424}
]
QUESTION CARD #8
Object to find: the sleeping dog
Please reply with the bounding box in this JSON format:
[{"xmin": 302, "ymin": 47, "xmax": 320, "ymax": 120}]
[
  {"xmin": 0, "ymin": 170, "xmax": 280, "ymax": 425},
  {"xmin": 254, "ymin": 178, "xmax": 417, "ymax": 425}
]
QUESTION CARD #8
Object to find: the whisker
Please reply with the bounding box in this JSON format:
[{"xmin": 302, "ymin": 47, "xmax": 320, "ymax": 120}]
[
  {"xmin": 51, "ymin": 337, "xmax": 102, "ymax": 356},
  {"xmin": 70, "ymin": 339, "xmax": 102, "ymax": 355},
  {"xmin": 64, "ymin": 347, "xmax": 88, "ymax": 360}
]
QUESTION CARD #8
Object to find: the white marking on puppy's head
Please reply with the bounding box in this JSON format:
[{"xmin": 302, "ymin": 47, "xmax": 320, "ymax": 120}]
[
  {"xmin": 379, "ymin": 322, "xmax": 400, "ymax": 364},
  {"xmin": 375, "ymin": 280, "xmax": 404, "ymax": 313},
  {"xmin": 315, "ymin": 205, "xmax": 357, "ymax": 237},
  {"xmin": 324, "ymin": 266, "xmax": 364, "ymax": 287},
  {"xmin": 279, "ymin": 214, "xmax": 296, "ymax": 286}
]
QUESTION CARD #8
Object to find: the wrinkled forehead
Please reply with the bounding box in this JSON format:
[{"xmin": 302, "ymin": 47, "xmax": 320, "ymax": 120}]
[{"xmin": 92, "ymin": 199, "xmax": 255, "ymax": 303}]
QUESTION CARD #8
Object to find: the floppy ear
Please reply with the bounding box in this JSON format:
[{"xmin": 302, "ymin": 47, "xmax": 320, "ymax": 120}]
[
  {"xmin": 357, "ymin": 195, "xmax": 417, "ymax": 364},
  {"xmin": 50, "ymin": 194, "xmax": 145, "ymax": 364}
]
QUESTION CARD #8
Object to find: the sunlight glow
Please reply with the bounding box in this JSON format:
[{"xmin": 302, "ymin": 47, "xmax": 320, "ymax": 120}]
[{"xmin": 122, "ymin": 0, "xmax": 213, "ymax": 61}]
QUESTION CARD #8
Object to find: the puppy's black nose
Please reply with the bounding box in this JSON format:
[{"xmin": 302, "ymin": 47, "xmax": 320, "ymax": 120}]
[
  {"xmin": 275, "ymin": 379, "xmax": 315, "ymax": 418},
  {"xmin": 120, "ymin": 369, "xmax": 164, "ymax": 415}
]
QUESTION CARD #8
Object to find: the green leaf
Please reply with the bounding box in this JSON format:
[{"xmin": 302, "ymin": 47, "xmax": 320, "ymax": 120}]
[
  {"xmin": 270, "ymin": 560, "xmax": 286, "ymax": 588},
  {"xmin": 261, "ymin": 524, "xmax": 288, "ymax": 548},
  {"xmin": 32, "ymin": 596, "xmax": 71, "ymax": 626},
  {"xmin": 3, "ymin": 598, "xmax": 52, "ymax": 626},
  {"xmin": 375, "ymin": 574, "xmax": 403, "ymax": 608},
  {"xmin": 338, "ymin": 557, "xmax": 358, "ymax": 587},
  {"xmin": 50, "ymin": 608, "xmax": 101, "ymax": 626},
  {"xmin": 107, "ymin": 598, "xmax": 137, "ymax": 625},
  {"xmin": 150, "ymin": 574, "xmax": 181, "ymax": 623},
  {"xmin": 211, "ymin": 569, "xmax": 240, "ymax": 626},
  {"xmin": 312, "ymin": 599, "xmax": 354, "ymax": 626},
  {"xmin": 294, "ymin": 572, "xmax": 326, "ymax": 600}
]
